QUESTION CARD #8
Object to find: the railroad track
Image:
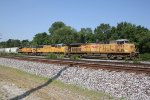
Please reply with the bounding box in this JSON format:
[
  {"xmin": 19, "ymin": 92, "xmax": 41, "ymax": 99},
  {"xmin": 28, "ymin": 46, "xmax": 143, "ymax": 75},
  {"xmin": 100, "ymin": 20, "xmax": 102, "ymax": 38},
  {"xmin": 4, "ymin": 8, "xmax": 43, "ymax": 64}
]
[{"xmin": 1, "ymin": 56, "xmax": 150, "ymax": 74}]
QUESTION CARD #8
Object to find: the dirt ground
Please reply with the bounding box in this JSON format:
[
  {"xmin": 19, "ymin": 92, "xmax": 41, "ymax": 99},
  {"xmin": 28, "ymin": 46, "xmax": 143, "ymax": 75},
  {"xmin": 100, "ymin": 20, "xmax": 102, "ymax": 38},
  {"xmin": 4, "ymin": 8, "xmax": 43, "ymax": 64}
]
[{"xmin": 0, "ymin": 65, "xmax": 114, "ymax": 100}]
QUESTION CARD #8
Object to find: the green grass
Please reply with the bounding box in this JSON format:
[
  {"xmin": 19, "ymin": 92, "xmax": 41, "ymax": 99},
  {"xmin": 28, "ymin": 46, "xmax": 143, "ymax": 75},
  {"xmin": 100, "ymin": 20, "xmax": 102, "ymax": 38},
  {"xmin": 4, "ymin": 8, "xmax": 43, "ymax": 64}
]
[
  {"xmin": 139, "ymin": 53, "xmax": 150, "ymax": 61},
  {"xmin": 56, "ymin": 54, "xmax": 65, "ymax": 59},
  {"xmin": 51, "ymin": 80, "xmax": 114, "ymax": 100},
  {"xmin": 0, "ymin": 52, "xmax": 10, "ymax": 56},
  {"xmin": 0, "ymin": 52, "xmax": 25, "ymax": 57},
  {"xmin": 0, "ymin": 65, "xmax": 123, "ymax": 100},
  {"xmin": 70, "ymin": 55, "xmax": 81, "ymax": 60},
  {"xmin": 46, "ymin": 53, "xmax": 58, "ymax": 59},
  {"xmin": 133, "ymin": 58, "xmax": 141, "ymax": 64},
  {"xmin": 46, "ymin": 53, "xmax": 65, "ymax": 59}
]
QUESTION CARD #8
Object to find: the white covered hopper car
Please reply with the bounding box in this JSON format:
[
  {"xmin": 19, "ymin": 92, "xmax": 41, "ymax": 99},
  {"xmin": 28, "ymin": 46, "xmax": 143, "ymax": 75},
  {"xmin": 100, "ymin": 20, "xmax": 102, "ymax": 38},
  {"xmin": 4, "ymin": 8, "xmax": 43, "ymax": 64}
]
[{"xmin": 0, "ymin": 47, "xmax": 19, "ymax": 53}]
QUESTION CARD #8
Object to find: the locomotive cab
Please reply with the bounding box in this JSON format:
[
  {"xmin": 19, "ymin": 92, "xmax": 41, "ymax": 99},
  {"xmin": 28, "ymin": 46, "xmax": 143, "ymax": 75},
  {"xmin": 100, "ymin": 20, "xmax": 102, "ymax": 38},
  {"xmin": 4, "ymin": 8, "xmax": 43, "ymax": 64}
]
[{"xmin": 116, "ymin": 39, "xmax": 138, "ymax": 59}]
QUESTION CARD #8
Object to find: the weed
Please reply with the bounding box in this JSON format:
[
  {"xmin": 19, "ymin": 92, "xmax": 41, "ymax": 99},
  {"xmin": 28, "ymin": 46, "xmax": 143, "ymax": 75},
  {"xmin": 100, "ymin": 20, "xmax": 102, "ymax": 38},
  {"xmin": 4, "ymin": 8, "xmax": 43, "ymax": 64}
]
[{"xmin": 47, "ymin": 53, "xmax": 57, "ymax": 59}]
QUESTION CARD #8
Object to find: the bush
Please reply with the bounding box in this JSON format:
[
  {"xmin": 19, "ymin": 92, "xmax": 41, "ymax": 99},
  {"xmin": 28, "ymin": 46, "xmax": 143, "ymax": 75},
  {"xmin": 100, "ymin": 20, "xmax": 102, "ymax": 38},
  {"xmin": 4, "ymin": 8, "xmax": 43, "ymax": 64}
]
[
  {"xmin": 139, "ymin": 53, "xmax": 150, "ymax": 61},
  {"xmin": 47, "ymin": 53, "xmax": 57, "ymax": 59},
  {"xmin": 57, "ymin": 54, "xmax": 64, "ymax": 59},
  {"xmin": 70, "ymin": 55, "xmax": 81, "ymax": 60}
]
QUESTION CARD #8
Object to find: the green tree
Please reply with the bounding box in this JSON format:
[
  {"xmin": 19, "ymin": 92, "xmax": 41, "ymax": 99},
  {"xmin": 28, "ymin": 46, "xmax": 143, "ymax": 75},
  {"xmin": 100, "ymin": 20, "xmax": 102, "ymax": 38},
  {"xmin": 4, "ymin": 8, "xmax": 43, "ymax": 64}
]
[
  {"xmin": 94, "ymin": 23, "xmax": 111, "ymax": 42},
  {"xmin": 78, "ymin": 28, "xmax": 94, "ymax": 43},
  {"xmin": 48, "ymin": 21, "xmax": 66, "ymax": 34},
  {"xmin": 115, "ymin": 22, "xmax": 137, "ymax": 41},
  {"xmin": 32, "ymin": 32, "xmax": 50, "ymax": 46},
  {"xmin": 137, "ymin": 31, "xmax": 150, "ymax": 53},
  {"xmin": 109, "ymin": 26, "xmax": 119, "ymax": 40},
  {"xmin": 21, "ymin": 40, "xmax": 30, "ymax": 47},
  {"xmin": 6, "ymin": 39, "xmax": 21, "ymax": 47},
  {"xmin": 0, "ymin": 42, "xmax": 6, "ymax": 48},
  {"xmin": 50, "ymin": 26, "xmax": 77, "ymax": 44},
  {"xmin": 94, "ymin": 23, "xmax": 111, "ymax": 34}
]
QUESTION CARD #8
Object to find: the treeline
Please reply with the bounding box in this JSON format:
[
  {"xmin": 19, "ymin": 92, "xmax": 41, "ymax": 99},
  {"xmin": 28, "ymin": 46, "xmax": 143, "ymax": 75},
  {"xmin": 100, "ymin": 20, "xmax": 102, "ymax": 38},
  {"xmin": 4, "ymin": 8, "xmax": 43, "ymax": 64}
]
[
  {"xmin": 0, "ymin": 39, "xmax": 30, "ymax": 48},
  {"xmin": 0, "ymin": 21, "xmax": 150, "ymax": 53}
]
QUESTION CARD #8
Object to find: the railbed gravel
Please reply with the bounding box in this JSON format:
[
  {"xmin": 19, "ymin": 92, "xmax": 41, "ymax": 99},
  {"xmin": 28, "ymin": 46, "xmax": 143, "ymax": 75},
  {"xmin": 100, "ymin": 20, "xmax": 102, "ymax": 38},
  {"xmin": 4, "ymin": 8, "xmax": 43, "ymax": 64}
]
[{"xmin": 0, "ymin": 58, "xmax": 150, "ymax": 100}]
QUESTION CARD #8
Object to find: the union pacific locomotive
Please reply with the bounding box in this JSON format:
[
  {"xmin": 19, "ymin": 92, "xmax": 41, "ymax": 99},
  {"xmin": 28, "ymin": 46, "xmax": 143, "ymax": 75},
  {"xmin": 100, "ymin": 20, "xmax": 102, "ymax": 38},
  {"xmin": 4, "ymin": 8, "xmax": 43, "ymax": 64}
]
[{"xmin": 17, "ymin": 39, "xmax": 138, "ymax": 59}]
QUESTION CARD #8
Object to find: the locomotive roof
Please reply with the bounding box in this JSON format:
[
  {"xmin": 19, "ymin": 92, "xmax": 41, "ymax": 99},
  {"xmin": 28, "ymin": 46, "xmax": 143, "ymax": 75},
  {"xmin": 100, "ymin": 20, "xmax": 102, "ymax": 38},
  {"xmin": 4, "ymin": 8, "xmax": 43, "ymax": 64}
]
[
  {"xmin": 85, "ymin": 43, "xmax": 100, "ymax": 44},
  {"xmin": 116, "ymin": 39, "xmax": 129, "ymax": 42},
  {"xmin": 69, "ymin": 43, "xmax": 83, "ymax": 46}
]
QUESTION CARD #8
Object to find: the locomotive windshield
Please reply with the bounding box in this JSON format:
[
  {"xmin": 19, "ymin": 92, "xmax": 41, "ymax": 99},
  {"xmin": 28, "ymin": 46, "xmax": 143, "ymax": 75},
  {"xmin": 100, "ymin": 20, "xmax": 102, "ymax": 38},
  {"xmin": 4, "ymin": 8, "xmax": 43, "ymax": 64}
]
[{"xmin": 116, "ymin": 39, "xmax": 129, "ymax": 44}]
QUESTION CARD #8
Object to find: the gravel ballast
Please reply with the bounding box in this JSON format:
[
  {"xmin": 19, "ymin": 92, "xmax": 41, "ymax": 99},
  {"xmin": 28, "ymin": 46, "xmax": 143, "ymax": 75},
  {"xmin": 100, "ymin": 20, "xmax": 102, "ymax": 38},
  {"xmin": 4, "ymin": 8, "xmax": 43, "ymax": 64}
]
[{"xmin": 0, "ymin": 58, "xmax": 150, "ymax": 100}]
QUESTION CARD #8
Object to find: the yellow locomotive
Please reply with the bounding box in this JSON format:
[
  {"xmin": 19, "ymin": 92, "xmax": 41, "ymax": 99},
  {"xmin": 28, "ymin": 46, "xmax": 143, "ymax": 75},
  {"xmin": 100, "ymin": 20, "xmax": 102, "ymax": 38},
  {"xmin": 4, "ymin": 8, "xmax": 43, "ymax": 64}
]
[
  {"xmin": 70, "ymin": 39, "xmax": 138, "ymax": 59},
  {"xmin": 36, "ymin": 44, "xmax": 68, "ymax": 55},
  {"xmin": 19, "ymin": 44, "xmax": 68, "ymax": 55},
  {"xmin": 19, "ymin": 39, "xmax": 138, "ymax": 59}
]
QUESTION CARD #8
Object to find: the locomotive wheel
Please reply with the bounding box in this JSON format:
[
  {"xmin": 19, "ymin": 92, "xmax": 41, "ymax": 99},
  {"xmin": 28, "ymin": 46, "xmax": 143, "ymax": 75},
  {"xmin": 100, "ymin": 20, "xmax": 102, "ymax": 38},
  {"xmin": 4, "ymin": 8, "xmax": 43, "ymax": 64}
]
[{"xmin": 107, "ymin": 54, "xmax": 113, "ymax": 60}]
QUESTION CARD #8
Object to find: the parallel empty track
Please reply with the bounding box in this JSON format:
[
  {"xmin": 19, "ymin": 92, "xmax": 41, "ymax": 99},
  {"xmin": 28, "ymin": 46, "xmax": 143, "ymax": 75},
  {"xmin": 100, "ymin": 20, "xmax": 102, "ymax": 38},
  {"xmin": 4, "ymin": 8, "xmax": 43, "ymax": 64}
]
[{"xmin": 1, "ymin": 56, "xmax": 150, "ymax": 74}]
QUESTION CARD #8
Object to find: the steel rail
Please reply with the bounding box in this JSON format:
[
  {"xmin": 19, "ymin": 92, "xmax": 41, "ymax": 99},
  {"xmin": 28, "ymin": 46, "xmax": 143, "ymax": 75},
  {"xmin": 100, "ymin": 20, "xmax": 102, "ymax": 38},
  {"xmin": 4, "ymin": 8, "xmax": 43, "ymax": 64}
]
[{"xmin": 1, "ymin": 56, "xmax": 150, "ymax": 74}]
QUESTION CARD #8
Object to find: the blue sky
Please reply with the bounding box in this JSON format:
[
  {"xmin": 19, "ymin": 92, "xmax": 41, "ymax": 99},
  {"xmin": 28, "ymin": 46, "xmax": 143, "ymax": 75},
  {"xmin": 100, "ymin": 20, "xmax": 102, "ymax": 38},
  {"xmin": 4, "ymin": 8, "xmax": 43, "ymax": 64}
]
[{"xmin": 0, "ymin": 0, "xmax": 150, "ymax": 41}]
